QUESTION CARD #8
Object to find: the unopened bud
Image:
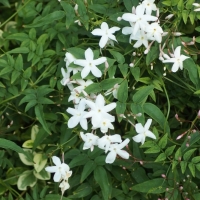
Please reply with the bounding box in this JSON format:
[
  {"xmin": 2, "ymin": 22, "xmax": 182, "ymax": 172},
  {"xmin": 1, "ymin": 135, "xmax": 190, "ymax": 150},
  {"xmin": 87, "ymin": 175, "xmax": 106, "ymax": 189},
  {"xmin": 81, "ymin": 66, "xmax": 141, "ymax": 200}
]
[
  {"xmin": 144, "ymin": 48, "xmax": 149, "ymax": 54},
  {"xmin": 117, "ymin": 17, "xmax": 122, "ymax": 21},
  {"xmin": 74, "ymin": 4, "xmax": 79, "ymax": 15},
  {"xmin": 188, "ymin": 136, "xmax": 191, "ymax": 139},
  {"xmin": 179, "ymin": 186, "xmax": 183, "ymax": 190},
  {"xmin": 159, "ymin": 56, "xmax": 164, "ymax": 61},
  {"xmin": 186, "ymin": 143, "xmax": 189, "ymax": 147},
  {"xmin": 136, "ymin": 113, "xmax": 142, "ymax": 117},
  {"xmin": 133, "ymin": 52, "xmax": 136, "ymax": 56},
  {"xmin": 197, "ymin": 110, "xmax": 200, "ymax": 118},
  {"xmin": 193, "ymin": 3, "xmax": 200, "ymax": 7},
  {"xmin": 129, "ymin": 63, "xmax": 134, "ymax": 67},
  {"xmin": 162, "ymin": 32, "xmax": 168, "ymax": 36},
  {"xmin": 161, "ymin": 174, "xmax": 166, "ymax": 178},
  {"xmin": 181, "ymin": 41, "xmax": 187, "ymax": 47},
  {"xmin": 139, "ymin": 161, "xmax": 143, "ymax": 165},
  {"xmin": 173, "ymin": 32, "xmax": 182, "ymax": 36},
  {"xmin": 165, "ymin": 14, "xmax": 174, "ymax": 19},
  {"xmin": 176, "ymin": 135, "xmax": 183, "ymax": 140},
  {"xmin": 132, "ymin": 6, "xmax": 136, "ymax": 14}
]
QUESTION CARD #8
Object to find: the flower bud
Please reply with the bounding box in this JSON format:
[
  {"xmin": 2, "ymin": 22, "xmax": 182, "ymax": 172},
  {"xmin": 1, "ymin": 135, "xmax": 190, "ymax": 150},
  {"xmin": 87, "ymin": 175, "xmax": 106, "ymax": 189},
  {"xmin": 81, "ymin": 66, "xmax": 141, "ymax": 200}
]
[
  {"xmin": 173, "ymin": 32, "xmax": 182, "ymax": 36},
  {"xmin": 129, "ymin": 63, "xmax": 134, "ymax": 67},
  {"xmin": 117, "ymin": 17, "xmax": 122, "ymax": 21},
  {"xmin": 165, "ymin": 14, "xmax": 174, "ymax": 19}
]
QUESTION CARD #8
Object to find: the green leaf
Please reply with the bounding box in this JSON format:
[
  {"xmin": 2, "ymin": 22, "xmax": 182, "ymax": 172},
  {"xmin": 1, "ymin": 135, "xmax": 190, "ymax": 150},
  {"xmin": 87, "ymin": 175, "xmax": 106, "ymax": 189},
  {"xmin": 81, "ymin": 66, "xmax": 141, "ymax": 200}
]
[
  {"xmin": 25, "ymin": 100, "xmax": 37, "ymax": 112},
  {"xmin": 17, "ymin": 170, "xmax": 37, "ymax": 190},
  {"xmin": 165, "ymin": 145, "xmax": 176, "ymax": 156},
  {"xmin": 144, "ymin": 146, "xmax": 160, "ymax": 154},
  {"xmin": 33, "ymin": 168, "xmax": 50, "ymax": 180},
  {"xmin": 44, "ymin": 194, "xmax": 70, "ymax": 200},
  {"xmin": 60, "ymin": 2, "xmax": 75, "ymax": 28},
  {"xmin": 89, "ymin": 4, "xmax": 107, "ymax": 14},
  {"xmin": 118, "ymin": 63, "xmax": 128, "ymax": 77},
  {"xmin": 25, "ymin": 11, "xmax": 65, "ymax": 28},
  {"xmin": 81, "ymin": 160, "xmax": 96, "ymax": 182},
  {"xmin": 155, "ymin": 153, "xmax": 166, "ymax": 162},
  {"xmin": 84, "ymin": 83, "xmax": 102, "ymax": 94},
  {"xmin": 69, "ymin": 154, "xmax": 89, "ymax": 168},
  {"xmin": 15, "ymin": 54, "xmax": 23, "ymax": 71},
  {"xmin": 192, "ymin": 156, "xmax": 200, "ymax": 164},
  {"xmin": 19, "ymin": 94, "xmax": 36, "ymax": 105},
  {"xmin": 175, "ymin": 148, "xmax": 182, "ymax": 160},
  {"xmin": 123, "ymin": 0, "xmax": 139, "ymax": 12},
  {"xmin": 38, "ymin": 97, "xmax": 54, "ymax": 104},
  {"xmin": 116, "ymin": 101, "xmax": 126, "ymax": 122},
  {"xmin": 6, "ymin": 33, "xmax": 29, "ymax": 41},
  {"xmin": 100, "ymin": 78, "xmax": 123, "ymax": 90},
  {"xmin": 94, "ymin": 166, "xmax": 112, "ymax": 200},
  {"xmin": 68, "ymin": 183, "xmax": 92, "ymax": 198},
  {"xmin": 143, "ymin": 103, "xmax": 170, "ymax": 134},
  {"xmin": 180, "ymin": 161, "xmax": 187, "ymax": 173},
  {"xmin": 146, "ymin": 44, "xmax": 159, "ymax": 65},
  {"xmin": 11, "ymin": 70, "xmax": 21, "ymax": 84},
  {"xmin": 184, "ymin": 58, "xmax": 200, "ymax": 88},
  {"xmin": 130, "ymin": 67, "xmax": 140, "ymax": 81},
  {"xmin": 109, "ymin": 50, "xmax": 125, "ymax": 64},
  {"xmin": 33, "ymin": 153, "xmax": 47, "ymax": 173},
  {"xmin": 35, "ymin": 104, "xmax": 51, "ymax": 135},
  {"xmin": 117, "ymin": 79, "xmax": 128, "ymax": 102},
  {"xmin": 183, "ymin": 148, "xmax": 196, "ymax": 161},
  {"xmin": 133, "ymin": 85, "xmax": 154, "ymax": 104},
  {"xmin": 132, "ymin": 178, "xmax": 167, "ymax": 194},
  {"xmin": 158, "ymin": 133, "xmax": 168, "ymax": 149},
  {"xmin": 8, "ymin": 47, "xmax": 29, "ymax": 54},
  {"xmin": 0, "ymin": 138, "xmax": 24, "ymax": 154},
  {"xmin": 188, "ymin": 163, "xmax": 195, "ymax": 177}
]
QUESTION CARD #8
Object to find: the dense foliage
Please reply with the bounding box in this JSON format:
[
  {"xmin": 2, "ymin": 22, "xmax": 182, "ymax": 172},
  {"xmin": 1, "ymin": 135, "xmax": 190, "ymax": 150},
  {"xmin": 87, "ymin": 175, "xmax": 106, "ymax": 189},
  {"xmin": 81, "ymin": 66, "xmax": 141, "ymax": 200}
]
[{"xmin": 1, "ymin": 0, "xmax": 200, "ymax": 199}]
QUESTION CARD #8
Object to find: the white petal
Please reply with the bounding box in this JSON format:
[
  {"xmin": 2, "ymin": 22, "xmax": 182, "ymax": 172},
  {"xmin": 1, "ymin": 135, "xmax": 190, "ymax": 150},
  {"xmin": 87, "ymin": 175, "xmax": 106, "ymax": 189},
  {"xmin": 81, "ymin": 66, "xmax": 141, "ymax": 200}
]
[
  {"xmin": 96, "ymin": 94, "xmax": 105, "ymax": 107},
  {"xmin": 66, "ymin": 107, "xmax": 77, "ymax": 116},
  {"xmin": 85, "ymin": 100, "xmax": 96, "ymax": 110},
  {"xmin": 122, "ymin": 27, "xmax": 133, "ymax": 35},
  {"xmin": 85, "ymin": 48, "xmax": 94, "ymax": 61},
  {"xmin": 174, "ymin": 46, "xmax": 181, "ymax": 57},
  {"xmin": 99, "ymin": 35, "xmax": 108, "ymax": 48},
  {"xmin": 144, "ymin": 119, "xmax": 152, "ymax": 131},
  {"xmin": 109, "ymin": 27, "xmax": 120, "ymax": 33},
  {"xmin": 81, "ymin": 66, "xmax": 91, "ymax": 78},
  {"xmin": 146, "ymin": 130, "xmax": 156, "ymax": 139},
  {"xmin": 122, "ymin": 13, "xmax": 136, "ymax": 22},
  {"xmin": 101, "ymin": 22, "xmax": 109, "ymax": 31},
  {"xmin": 133, "ymin": 134, "xmax": 143, "ymax": 143},
  {"xmin": 91, "ymin": 66, "xmax": 102, "ymax": 77},
  {"xmin": 103, "ymin": 102, "xmax": 116, "ymax": 112},
  {"xmin": 117, "ymin": 149, "xmax": 129, "ymax": 159},
  {"xmin": 74, "ymin": 59, "xmax": 87, "ymax": 67},
  {"xmin": 91, "ymin": 28, "xmax": 104, "ymax": 36},
  {"xmin": 180, "ymin": 55, "xmax": 189, "ymax": 61},
  {"xmin": 68, "ymin": 116, "xmax": 80, "ymax": 128},
  {"xmin": 118, "ymin": 138, "xmax": 130, "ymax": 149},
  {"xmin": 80, "ymin": 118, "xmax": 88, "ymax": 130},
  {"xmin": 54, "ymin": 171, "xmax": 61, "ymax": 182},
  {"xmin": 93, "ymin": 57, "xmax": 106, "ymax": 65},
  {"xmin": 171, "ymin": 62, "xmax": 179, "ymax": 72},
  {"xmin": 135, "ymin": 123, "xmax": 144, "ymax": 134},
  {"xmin": 80, "ymin": 132, "xmax": 86, "ymax": 141},
  {"xmin": 133, "ymin": 40, "xmax": 142, "ymax": 48},
  {"xmin": 52, "ymin": 156, "xmax": 61, "ymax": 166},
  {"xmin": 108, "ymin": 34, "xmax": 117, "ymax": 42},
  {"xmin": 106, "ymin": 151, "xmax": 117, "ymax": 164},
  {"xmin": 45, "ymin": 166, "xmax": 58, "ymax": 173},
  {"xmin": 110, "ymin": 134, "xmax": 122, "ymax": 143}
]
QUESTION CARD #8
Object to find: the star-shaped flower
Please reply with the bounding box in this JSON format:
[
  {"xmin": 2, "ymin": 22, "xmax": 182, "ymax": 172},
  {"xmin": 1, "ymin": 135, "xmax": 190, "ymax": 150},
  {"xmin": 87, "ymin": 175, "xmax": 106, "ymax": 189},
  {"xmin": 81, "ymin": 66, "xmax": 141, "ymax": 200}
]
[
  {"xmin": 74, "ymin": 48, "xmax": 106, "ymax": 78},
  {"xmin": 66, "ymin": 99, "xmax": 88, "ymax": 130},
  {"xmin": 146, "ymin": 22, "xmax": 163, "ymax": 43},
  {"xmin": 84, "ymin": 94, "xmax": 116, "ymax": 128},
  {"xmin": 106, "ymin": 138, "xmax": 130, "ymax": 164},
  {"xmin": 142, "ymin": 0, "xmax": 157, "ymax": 15},
  {"xmin": 122, "ymin": 5, "xmax": 157, "ymax": 35},
  {"xmin": 133, "ymin": 119, "xmax": 156, "ymax": 145},
  {"xmin": 45, "ymin": 156, "xmax": 72, "ymax": 182},
  {"xmin": 162, "ymin": 46, "xmax": 190, "ymax": 72},
  {"xmin": 91, "ymin": 22, "xmax": 120, "ymax": 48},
  {"xmin": 80, "ymin": 132, "xmax": 99, "ymax": 151}
]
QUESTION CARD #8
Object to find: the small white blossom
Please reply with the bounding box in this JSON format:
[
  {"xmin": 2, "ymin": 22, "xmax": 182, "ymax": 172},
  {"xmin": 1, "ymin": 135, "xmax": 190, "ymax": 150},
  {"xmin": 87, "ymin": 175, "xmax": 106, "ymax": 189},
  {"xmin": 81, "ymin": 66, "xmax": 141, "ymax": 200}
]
[
  {"xmin": 80, "ymin": 132, "xmax": 99, "ymax": 151},
  {"xmin": 133, "ymin": 119, "xmax": 156, "ymax": 145},
  {"xmin": 142, "ymin": 0, "xmax": 157, "ymax": 15},
  {"xmin": 59, "ymin": 180, "xmax": 70, "ymax": 195},
  {"xmin": 162, "ymin": 46, "xmax": 190, "ymax": 72},
  {"xmin": 74, "ymin": 48, "xmax": 106, "ymax": 78},
  {"xmin": 91, "ymin": 22, "xmax": 120, "ymax": 48},
  {"xmin": 106, "ymin": 138, "xmax": 130, "ymax": 164},
  {"xmin": 45, "ymin": 156, "xmax": 72, "ymax": 182}
]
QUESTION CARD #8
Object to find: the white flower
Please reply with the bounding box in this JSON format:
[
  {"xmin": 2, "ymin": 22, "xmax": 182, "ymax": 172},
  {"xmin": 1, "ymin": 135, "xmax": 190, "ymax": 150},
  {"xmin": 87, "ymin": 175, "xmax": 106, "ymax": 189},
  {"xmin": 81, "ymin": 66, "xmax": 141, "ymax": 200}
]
[
  {"xmin": 60, "ymin": 67, "xmax": 70, "ymax": 86},
  {"xmin": 142, "ymin": 0, "xmax": 157, "ymax": 15},
  {"xmin": 59, "ymin": 180, "xmax": 70, "ymax": 195},
  {"xmin": 96, "ymin": 118, "xmax": 115, "ymax": 133},
  {"xmin": 80, "ymin": 132, "xmax": 99, "ymax": 151},
  {"xmin": 91, "ymin": 22, "xmax": 120, "ymax": 48},
  {"xmin": 67, "ymin": 99, "xmax": 88, "ymax": 130},
  {"xmin": 104, "ymin": 84, "xmax": 119, "ymax": 99},
  {"xmin": 74, "ymin": 48, "xmax": 106, "ymax": 78},
  {"xmin": 133, "ymin": 119, "xmax": 156, "ymax": 145},
  {"xmin": 68, "ymin": 87, "xmax": 83, "ymax": 104},
  {"xmin": 106, "ymin": 138, "xmax": 130, "ymax": 164},
  {"xmin": 64, "ymin": 52, "xmax": 76, "ymax": 68},
  {"xmin": 122, "ymin": 22, "xmax": 135, "ymax": 43},
  {"xmin": 122, "ymin": 5, "xmax": 157, "ymax": 35},
  {"xmin": 84, "ymin": 94, "xmax": 116, "ymax": 128},
  {"xmin": 193, "ymin": 3, "xmax": 200, "ymax": 11},
  {"xmin": 132, "ymin": 30, "xmax": 149, "ymax": 48},
  {"xmin": 45, "ymin": 156, "xmax": 72, "ymax": 182},
  {"xmin": 162, "ymin": 46, "xmax": 190, "ymax": 72},
  {"xmin": 98, "ymin": 134, "xmax": 122, "ymax": 153},
  {"xmin": 146, "ymin": 22, "xmax": 163, "ymax": 43}
]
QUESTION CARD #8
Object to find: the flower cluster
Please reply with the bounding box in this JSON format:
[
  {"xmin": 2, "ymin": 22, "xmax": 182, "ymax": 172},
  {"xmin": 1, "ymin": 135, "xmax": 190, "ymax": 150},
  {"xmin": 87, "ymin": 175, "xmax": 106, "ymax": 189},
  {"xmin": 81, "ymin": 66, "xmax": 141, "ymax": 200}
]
[{"xmin": 45, "ymin": 156, "xmax": 72, "ymax": 196}]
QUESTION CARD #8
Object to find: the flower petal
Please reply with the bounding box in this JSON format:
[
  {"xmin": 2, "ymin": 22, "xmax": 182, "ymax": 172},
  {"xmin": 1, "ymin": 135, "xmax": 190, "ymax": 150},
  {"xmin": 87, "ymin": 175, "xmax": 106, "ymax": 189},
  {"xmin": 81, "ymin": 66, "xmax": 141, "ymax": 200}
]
[
  {"xmin": 174, "ymin": 46, "xmax": 181, "ymax": 57},
  {"xmin": 52, "ymin": 156, "xmax": 61, "ymax": 166},
  {"xmin": 74, "ymin": 59, "xmax": 87, "ymax": 67},
  {"xmin": 80, "ymin": 118, "xmax": 88, "ymax": 130},
  {"xmin": 122, "ymin": 27, "xmax": 133, "ymax": 35},
  {"xmin": 118, "ymin": 138, "xmax": 130, "ymax": 149},
  {"xmin": 144, "ymin": 119, "xmax": 152, "ymax": 131},
  {"xmin": 85, "ymin": 48, "xmax": 94, "ymax": 61},
  {"xmin": 133, "ymin": 134, "xmax": 143, "ymax": 143},
  {"xmin": 91, "ymin": 66, "xmax": 102, "ymax": 77},
  {"xmin": 146, "ymin": 130, "xmax": 156, "ymax": 139},
  {"xmin": 122, "ymin": 13, "xmax": 137, "ymax": 22},
  {"xmin": 91, "ymin": 28, "xmax": 104, "ymax": 36},
  {"xmin": 68, "ymin": 116, "xmax": 80, "ymax": 128},
  {"xmin": 96, "ymin": 94, "xmax": 105, "ymax": 107},
  {"xmin": 171, "ymin": 62, "xmax": 179, "ymax": 72},
  {"xmin": 101, "ymin": 22, "xmax": 109, "ymax": 31},
  {"xmin": 93, "ymin": 57, "xmax": 106, "ymax": 65},
  {"xmin": 109, "ymin": 27, "xmax": 120, "ymax": 34},
  {"xmin": 81, "ymin": 66, "xmax": 91, "ymax": 78},
  {"xmin": 106, "ymin": 151, "xmax": 117, "ymax": 164},
  {"xmin": 135, "ymin": 123, "xmax": 144, "ymax": 134},
  {"xmin": 54, "ymin": 171, "xmax": 61, "ymax": 182},
  {"xmin": 103, "ymin": 102, "xmax": 116, "ymax": 112},
  {"xmin": 117, "ymin": 149, "xmax": 129, "ymax": 159},
  {"xmin": 45, "ymin": 166, "xmax": 58, "ymax": 173},
  {"xmin": 99, "ymin": 35, "xmax": 108, "ymax": 48}
]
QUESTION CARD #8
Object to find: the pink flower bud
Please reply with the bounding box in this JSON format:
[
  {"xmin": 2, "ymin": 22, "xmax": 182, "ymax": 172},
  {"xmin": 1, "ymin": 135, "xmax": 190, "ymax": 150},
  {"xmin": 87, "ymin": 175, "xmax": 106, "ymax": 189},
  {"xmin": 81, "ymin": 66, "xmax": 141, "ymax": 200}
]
[
  {"xmin": 161, "ymin": 174, "xmax": 166, "ymax": 178},
  {"xmin": 186, "ymin": 143, "xmax": 189, "ymax": 147}
]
